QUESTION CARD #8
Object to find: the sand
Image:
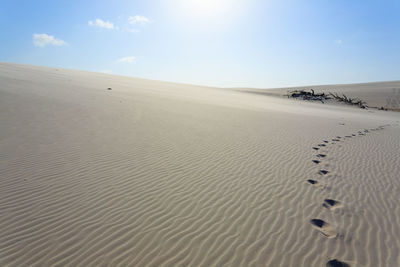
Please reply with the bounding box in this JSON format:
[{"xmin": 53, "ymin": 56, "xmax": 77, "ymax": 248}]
[
  {"xmin": 0, "ymin": 62, "xmax": 399, "ymax": 266},
  {"xmin": 236, "ymin": 80, "xmax": 400, "ymax": 110}
]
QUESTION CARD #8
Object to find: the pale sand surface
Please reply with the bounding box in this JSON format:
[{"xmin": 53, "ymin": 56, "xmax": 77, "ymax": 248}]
[
  {"xmin": 236, "ymin": 80, "xmax": 400, "ymax": 109},
  {"xmin": 1, "ymin": 63, "xmax": 399, "ymax": 266}
]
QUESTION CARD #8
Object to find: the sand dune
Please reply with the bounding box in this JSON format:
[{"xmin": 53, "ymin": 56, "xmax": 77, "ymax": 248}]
[
  {"xmin": 237, "ymin": 80, "xmax": 400, "ymax": 110},
  {"xmin": 1, "ymin": 63, "xmax": 399, "ymax": 266}
]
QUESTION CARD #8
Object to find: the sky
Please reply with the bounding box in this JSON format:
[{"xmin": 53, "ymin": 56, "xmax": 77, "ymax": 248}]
[{"xmin": 0, "ymin": 0, "xmax": 399, "ymax": 88}]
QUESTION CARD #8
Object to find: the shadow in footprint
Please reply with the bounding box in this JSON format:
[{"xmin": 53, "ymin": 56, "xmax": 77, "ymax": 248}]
[
  {"xmin": 313, "ymin": 147, "xmax": 320, "ymax": 151},
  {"xmin": 318, "ymin": 144, "xmax": 326, "ymax": 147},
  {"xmin": 326, "ymin": 259, "xmax": 350, "ymax": 267},
  {"xmin": 312, "ymin": 160, "xmax": 320, "ymax": 164},
  {"xmin": 310, "ymin": 219, "xmax": 337, "ymax": 238},
  {"xmin": 317, "ymin": 154, "xmax": 326, "ymax": 158},
  {"xmin": 319, "ymin": 170, "xmax": 329, "ymax": 175},
  {"xmin": 323, "ymin": 199, "xmax": 342, "ymax": 210}
]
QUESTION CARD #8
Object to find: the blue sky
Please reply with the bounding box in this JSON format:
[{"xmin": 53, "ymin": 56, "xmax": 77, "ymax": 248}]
[{"xmin": 1, "ymin": 0, "xmax": 399, "ymax": 88}]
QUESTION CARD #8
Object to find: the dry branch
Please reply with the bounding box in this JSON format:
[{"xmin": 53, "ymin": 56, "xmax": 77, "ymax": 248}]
[{"xmin": 285, "ymin": 89, "xmax": 368, "ymax": 109}]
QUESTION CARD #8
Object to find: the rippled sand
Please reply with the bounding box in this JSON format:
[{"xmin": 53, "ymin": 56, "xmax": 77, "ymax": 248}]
[{"xmin": 1, "ymin": 63, "xmax": 399, "ymax": 266}]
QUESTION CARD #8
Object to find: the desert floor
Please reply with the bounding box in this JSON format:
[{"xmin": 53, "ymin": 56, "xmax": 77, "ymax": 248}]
[{"xmin": 1, "ymin": 63, "xmax": 399, "ymax": 266}]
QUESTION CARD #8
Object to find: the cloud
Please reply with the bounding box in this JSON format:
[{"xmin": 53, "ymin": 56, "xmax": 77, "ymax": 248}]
[
  {"xmin": 88, "ymin": 18, "xmax": 115, "ymax": 29},
  {"xmin": 128, "ymin": 15, "xmax": 151, "ymax": 25},
  {"xmin": 117, "ymin": 56, "xmax": 135, "ymax": 63},
  {"xmin": 33, "ymin": 33, "xmax": 67, "ymax": 47},
  {"xmin": 335, "ymin": 39, "xmax": 343, "ymax": 45}
]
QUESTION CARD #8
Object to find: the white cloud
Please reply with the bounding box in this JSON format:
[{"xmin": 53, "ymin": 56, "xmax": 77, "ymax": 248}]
[
  {"xmin": 33, "ymin": 33, "xmax": 66, "ymax": 47},
  {"xmin": 128, "ymin": 15, "xmax": 151, "ymax": 25},
  {"xmin": 335, "ymin": 39, "xmax": 343, "ymax": 45},
  {"xmin": 117, "ymin": 56, "xmax": 135, "ymax": 63},
  {"xmin": 88, "ymin": 18, "xmax": 115, "ymax": 29}
]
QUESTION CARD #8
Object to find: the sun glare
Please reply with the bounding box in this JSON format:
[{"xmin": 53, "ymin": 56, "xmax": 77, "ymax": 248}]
[{"xmin": 178, "ymin": 0, "xmax": 232, "ymax": 20}]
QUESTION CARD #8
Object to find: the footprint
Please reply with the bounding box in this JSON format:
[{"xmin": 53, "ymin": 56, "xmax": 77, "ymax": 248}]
[
  {"xmin": 318, "ymin": 144, "xmax": 326, "ymax": 147},
  {"xmin": 319, "ymin": 170, "xmax": 329, "ymax": 175},
  {"xmin": 312, "ymin": 160, "xmax": 320, "ymax": 164},
  {"xmin": 323, "ymin": 199, "xmax": 342, "ymax": 210},
  {"xmin": 313, "ymin": 147, "xmax": 320, "ymax": 151},
  {"xmin": 307, "ymin": 179, "xmax": 319, "ymax": 185},
  {"xmin": 317, "ymin": 154, "xmax": 326, "ymax": 158},
  {"xmin": 345, "ymin": 135, "xmax": 352, "ymax": 138},
  {"xmin": 336, "ymin": 136, "xmax": 341, "ymax": 139},
  {"xmin": 310, "ymin": 219, "xmax": 337, "ymax": 238},
  {"xmin": 351, "ymin": 134, "xmax": 356, "ymax": 136},
  {"xmin": 332, "ymin": 139, "xmax": 340, "ymax": 142},
  {"xmin": 323, "ymin": 140, "xmax": 329, "ymax": 143},
  {"xmin": 326, "ymin": 259, "xmax": 350, "ymax": 267}
]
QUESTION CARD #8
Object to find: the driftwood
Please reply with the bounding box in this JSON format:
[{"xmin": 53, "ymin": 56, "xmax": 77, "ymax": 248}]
[
  {"xmin": 286, "ymin": 89, "xmax": 331, "ymax": 103},
  {"xmin": 328, "ymin": 93, "xmax": 366, "ymax": 108},
  {"xmin": 286, "ymin": 89, "xmax": 368, "ymax": 109}
]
